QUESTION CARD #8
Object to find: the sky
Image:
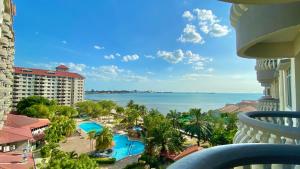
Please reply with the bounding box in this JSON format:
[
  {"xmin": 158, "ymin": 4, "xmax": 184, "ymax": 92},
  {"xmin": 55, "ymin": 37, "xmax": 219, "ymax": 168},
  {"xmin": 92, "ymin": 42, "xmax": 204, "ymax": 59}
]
[{"xmin": 13, "ymin": 0, "xmax": 262, "ymax": 93}]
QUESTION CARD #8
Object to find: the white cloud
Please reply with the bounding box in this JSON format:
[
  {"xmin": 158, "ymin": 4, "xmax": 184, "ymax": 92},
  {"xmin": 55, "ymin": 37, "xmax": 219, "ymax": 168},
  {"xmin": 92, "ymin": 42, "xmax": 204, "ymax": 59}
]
[
  {"xmin": 182, "ymin": 73, "xmax": 213, "ymax": 80},
  {"xmin": 61, "ymin": 40, "xmax": 67, "ymax": 44},
  {"xmin": 157, "ymin": 49, "xmax": 185, "ymax": 64},
  {"xmin": 194, "ymin": 9, "xmax": 218, "ymax": 24},
  {"xmin": 193, "ymin": 8, "xmax": 230, "ymax": 37},
  {"xmin": 115, "ymin": 53, "xmax": 121, "ymax": 57},
  {"xmin": 64, "ymin": 62, "xmax": 87, "ymax": 72},
  {"xmin": 94, "ymin": 45, "xmax": 104, "ymax": 50},
  {"xmin": 209, "ymin": 23, "xmax": 230, "ymax": 37},
  {"xmin": 122, "ymin": 54, "xmax": 139, "ymax": 62},
  {"xmin": 182, "ymin": 11, "xmax": 194, "ymax": 21},
  {"xmin": 145, "ymin": 55, "xmax": 155, "ymax": 59},
  {"xmin": 147, "ymin": 71, "xmax": 155, "ymax": 75},
  {"xmin": 157, "ymin": 49, "xmax": 213, "ymax": 71},
  {"xmin": 178, "ymin": 24, "xmax": 204, "ymax": 44},
  {"xmin": 104, "ymin": 54, "xmax": 115, "ymax": 60},
  {"xmin": 207, "ymin": 68, "xmax": 214, "ymax": 72}
]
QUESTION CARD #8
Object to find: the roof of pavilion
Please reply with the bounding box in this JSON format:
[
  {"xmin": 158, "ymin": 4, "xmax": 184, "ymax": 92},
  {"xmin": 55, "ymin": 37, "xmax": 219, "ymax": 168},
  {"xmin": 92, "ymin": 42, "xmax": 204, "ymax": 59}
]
[{"xmin": 0, "ymin": 114, "xmax": 50, "ymax": 144}]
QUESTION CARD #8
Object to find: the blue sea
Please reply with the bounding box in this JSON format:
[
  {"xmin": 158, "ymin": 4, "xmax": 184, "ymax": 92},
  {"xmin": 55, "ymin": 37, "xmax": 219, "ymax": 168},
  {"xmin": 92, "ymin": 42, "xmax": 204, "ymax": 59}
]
[{"xmin": 85, "ymin": 92, "xmax": 262, "ymax": 115}]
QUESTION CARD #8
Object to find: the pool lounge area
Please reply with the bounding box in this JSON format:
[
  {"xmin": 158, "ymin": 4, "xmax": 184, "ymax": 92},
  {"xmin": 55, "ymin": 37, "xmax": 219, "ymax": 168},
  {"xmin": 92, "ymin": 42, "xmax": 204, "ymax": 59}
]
[{"xmin": 78, "ymin": 122, "xmax": 145, "ymax": 160}]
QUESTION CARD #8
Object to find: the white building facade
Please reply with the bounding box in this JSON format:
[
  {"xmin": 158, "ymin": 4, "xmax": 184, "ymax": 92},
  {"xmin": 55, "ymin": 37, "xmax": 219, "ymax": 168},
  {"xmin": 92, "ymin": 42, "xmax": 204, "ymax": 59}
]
[{"xmin": 13, "ymin": 65, "xmax": 85, "ymax": 107}]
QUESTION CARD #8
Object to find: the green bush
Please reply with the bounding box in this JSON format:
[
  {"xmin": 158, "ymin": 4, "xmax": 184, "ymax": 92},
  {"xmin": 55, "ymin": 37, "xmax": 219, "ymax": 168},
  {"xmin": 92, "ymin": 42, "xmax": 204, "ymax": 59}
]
[
  {"xmin": 94, "ymin": 157, "xmax": 116, "ymax": 164},
  {"xmin": 124, "ymin": 162, "xmax": 145, "ymax": 169},
  {"xmin": 139, "ymin": 154, "xmax": 159, "ymax": 168}
]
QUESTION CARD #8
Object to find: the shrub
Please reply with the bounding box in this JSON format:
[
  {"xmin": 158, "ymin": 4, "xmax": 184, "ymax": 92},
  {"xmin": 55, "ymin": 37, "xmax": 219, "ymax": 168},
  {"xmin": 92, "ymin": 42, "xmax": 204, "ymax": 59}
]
[
  {"xmin": 124, "ymin": 162, "xmax": 146, "ymax": 169},
  {"xmin": 139, "ymin": 154, "xmax": 159, "ymax": 168},
  {"xmin": 94, "ymin": 158, "xmax": 116, "ymax": 164}
]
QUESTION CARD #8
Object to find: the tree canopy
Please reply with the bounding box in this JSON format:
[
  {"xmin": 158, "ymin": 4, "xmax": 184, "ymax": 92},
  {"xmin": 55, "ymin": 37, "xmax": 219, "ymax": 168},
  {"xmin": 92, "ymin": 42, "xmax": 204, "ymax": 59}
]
[{"xmin": 16, "ymin": 96, "xmax": 56, "ymax": 116}]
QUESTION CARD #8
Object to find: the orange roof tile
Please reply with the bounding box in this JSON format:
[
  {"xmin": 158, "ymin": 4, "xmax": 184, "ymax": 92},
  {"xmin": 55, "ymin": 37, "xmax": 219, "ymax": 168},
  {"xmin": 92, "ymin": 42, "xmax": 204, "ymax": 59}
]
[
  {"xmin": 14, "ymin": 66, "xmax": 84, "ymax": 79},
  {"xmin": 5, "ymin": 114, "xmax": 50, "ymax": 130},
  {"xmin": 0, "ymin": 152, "xmax": 34, "ymax": 169}
]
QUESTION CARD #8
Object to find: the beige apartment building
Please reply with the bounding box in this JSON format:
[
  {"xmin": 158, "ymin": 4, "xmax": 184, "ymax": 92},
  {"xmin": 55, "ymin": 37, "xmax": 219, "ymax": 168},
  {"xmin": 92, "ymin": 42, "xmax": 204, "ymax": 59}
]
[
  {"xmin": 13, "ymin": 65, "xmax": 85, "ymax": 107},
  {"xmin": 0, "ymin": 0, "xmax": 15, "ymax": 129}
]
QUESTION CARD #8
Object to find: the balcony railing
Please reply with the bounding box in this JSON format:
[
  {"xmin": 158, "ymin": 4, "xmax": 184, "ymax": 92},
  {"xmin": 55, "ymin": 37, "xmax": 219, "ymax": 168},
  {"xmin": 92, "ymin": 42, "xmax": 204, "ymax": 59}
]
[
  {"xmin": 257, "ymin": 98, "xmax": 279, "ymax": 111},
  {"xmin": 234, "ymin": 111, "xmax": 300, "ymax": 144},
  {"xmin": 168, "ymin": 144, "xmax": 300, "ymax": 169},
  {"xmin": 255, "ymin": 59, "xmax": 278, "ymax": 86}
]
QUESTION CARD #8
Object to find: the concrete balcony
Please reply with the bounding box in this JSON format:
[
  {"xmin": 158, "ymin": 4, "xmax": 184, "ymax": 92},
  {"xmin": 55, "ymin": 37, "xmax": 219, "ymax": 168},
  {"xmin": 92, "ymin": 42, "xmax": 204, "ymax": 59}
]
[
  {"xmin": 168, "ymin": 144, "xmax": 300, "ymax": 169},
  {"xmin": 229, "ymin": 2, "xmax": 300, "ymax": 58},
  {"xmin": 234, "ymin": 111, "xmax": 300, "ymax": 144},
  {"xmin": 257, "ymin": 97, "xmax": 279, "ymax": 111},
  {"xmin": 256, "ymin": 59, "xmax": 278, "ymax": 86}
]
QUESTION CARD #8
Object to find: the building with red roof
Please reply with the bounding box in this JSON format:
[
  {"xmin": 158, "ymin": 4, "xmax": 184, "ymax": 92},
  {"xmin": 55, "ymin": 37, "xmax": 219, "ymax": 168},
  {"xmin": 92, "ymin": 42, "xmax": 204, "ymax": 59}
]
[
  {"xmin": 13, "ymin": 65, "xmax": 85, "ymax": 107},
  {"xmin": 0, "ymin": 114, "xmax": 49, "ymax": 153}
]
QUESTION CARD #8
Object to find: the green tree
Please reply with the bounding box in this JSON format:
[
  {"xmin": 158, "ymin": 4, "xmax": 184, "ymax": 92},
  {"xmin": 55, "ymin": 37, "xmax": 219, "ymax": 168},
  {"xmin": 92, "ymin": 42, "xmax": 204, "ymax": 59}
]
[
  {"xmin": 41, "ymin": 149, "xmax": 97, "ymax": 169},
  {"xmin": 95, "ymin": 127, "xmax": 113, "ymax": 151},
  {"xmin": 143, "ymin": 110, "xmax": 183, "ymax": 158},
  {"xmin": 209, "ymin": 112, "xmax": 238, "ymax": 146},
  {"xmin": 76, "ymin": 101, "xmax": 104, "ymax": 118},
  {"xmin": 54, "ymin": 105, "xmax": 78, "ymax": 117},
  {"xmin": 23, "ymin": 104, "xmax": 53, "ymax": 118},
  {"xmin": 45, "ymin": 116, "xmax": 76, "ymax": 143},
  {"xmin": 152, "ymin": 120, "xmax": 184, "ymax": 157},
  {"xmin": 184, "ymin": 108, "xmax": 212, "ymax": 146},
  {"xmin": 166, "ymin": 109, "xmax": 181, "ymax": 129},
  {"xmin": 97, "ymin": 100, "xmax": 117, "ymax": 115},
  {"xmin": 17, "ymin": 96, "xmax": 56, "ymax": 114}
]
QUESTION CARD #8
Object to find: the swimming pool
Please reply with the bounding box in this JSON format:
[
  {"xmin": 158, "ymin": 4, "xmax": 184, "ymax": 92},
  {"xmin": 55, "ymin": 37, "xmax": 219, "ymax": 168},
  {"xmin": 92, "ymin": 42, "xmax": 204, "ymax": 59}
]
[
  {"xmin": 79, "ymin": 122, "xmax": 104, "ymax": 133},
  {"xmin": 112, "ymin": 134, "xmax": 145, "ymax": 160},
  {"xmin": 78, "ymin": 122, "xmax": 145, "ymax": 160}
]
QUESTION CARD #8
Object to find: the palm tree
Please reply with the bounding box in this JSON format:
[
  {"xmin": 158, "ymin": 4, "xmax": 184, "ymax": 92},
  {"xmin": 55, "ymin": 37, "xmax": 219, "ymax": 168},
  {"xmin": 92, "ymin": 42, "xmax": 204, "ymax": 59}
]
[
  {"xmin": 184, "ymin": 108, "xmax": 212, "ymax": 146},
  {"xmin": 95, "ymin": 127, "xmax": 113, "ymax": 151},
  {"xmin": 166, "ymin": 110, "xmax": 180, "ymax": 129},
  {"xmin": 152, "ymin": 121, "xmax": 183, "ymax": 157},
  {"xmin": 138, "ymin": 105, "xmax": 147, "ymax": 117},
  {"xmin": 87, "ymin": 130, "xmax": 96, "ymax": 151},
  {"xmin": 68, "ymin": 151, "xmax": 78, "ymax": 159},
  {"xmin": 127, "ymin": 100, "xmax": 135, "ymax": 108}
]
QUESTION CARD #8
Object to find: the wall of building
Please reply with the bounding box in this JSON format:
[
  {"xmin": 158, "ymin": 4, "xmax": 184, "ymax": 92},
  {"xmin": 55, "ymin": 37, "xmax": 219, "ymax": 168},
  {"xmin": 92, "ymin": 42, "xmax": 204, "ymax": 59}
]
[
  {"xmin": 12, "ymin": 72, "xmax": 84, "ymax": 107},
  {"xmin": 0, "ymin": 0, "xmax": 15, "ymax": 129}
]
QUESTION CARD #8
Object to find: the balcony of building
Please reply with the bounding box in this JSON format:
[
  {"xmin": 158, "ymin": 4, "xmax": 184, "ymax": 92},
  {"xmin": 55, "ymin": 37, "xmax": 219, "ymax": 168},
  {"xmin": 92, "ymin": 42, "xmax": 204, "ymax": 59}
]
[
  {"xmin": 168, "ymin": 144, "xmax": 300, "ymax": 169},
  {"xmin": 169, "ymin": 111, "xmax": 300, "ymax": 169},
  {"xmin": 255, "ymin": 59, "xmax": 278, "ymax": 86},
  {"xmin": 257, "ymin": 97, "xmax": 280, "ymax": 111}
]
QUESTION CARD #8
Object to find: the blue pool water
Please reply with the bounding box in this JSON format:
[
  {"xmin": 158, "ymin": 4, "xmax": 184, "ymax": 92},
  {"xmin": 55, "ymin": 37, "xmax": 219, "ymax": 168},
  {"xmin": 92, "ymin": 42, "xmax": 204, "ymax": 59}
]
[
  {"xmin": 79, "ymin": 122, "xmax": 104, "ymax": 133},
  {"xmin": 78, "ymin": 122, "xmax": 145, "ymax": 160},
  {"xmin": 112, "ymin": 134, "xmax": 145, "ymax": 160}
]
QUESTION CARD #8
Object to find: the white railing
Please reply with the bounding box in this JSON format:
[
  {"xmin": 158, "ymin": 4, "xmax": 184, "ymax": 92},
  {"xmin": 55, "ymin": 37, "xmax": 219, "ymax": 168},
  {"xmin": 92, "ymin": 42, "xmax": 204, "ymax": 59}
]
[{"xmin": 257, "ymin": 98, "xmax": 279, "ymax": 111}]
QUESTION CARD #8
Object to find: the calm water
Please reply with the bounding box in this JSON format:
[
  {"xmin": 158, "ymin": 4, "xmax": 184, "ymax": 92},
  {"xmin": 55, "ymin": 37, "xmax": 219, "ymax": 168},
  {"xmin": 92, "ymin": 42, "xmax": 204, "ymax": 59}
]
[
  {"xmin": 85, "ymin": 92, "xmax": 262, "ymax": 115},
  {"xmin": 78, "ymin": 122, "xmax": 145, "ymax": 160}
]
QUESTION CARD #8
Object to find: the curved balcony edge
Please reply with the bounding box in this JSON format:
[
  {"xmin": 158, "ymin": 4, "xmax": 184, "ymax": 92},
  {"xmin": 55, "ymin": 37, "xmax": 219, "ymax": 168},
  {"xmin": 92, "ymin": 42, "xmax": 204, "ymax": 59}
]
[
  {"xmin": 238, "ymin": 111, "xmax": 300, "ymax": 140},
  {"xmin": 168, "ymin": 144, "xmax": 300, "ymax": 169}
]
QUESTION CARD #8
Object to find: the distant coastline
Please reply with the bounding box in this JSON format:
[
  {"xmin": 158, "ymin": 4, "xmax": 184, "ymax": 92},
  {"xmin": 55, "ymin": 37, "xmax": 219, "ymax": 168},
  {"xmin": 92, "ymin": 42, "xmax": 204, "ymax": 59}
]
[
  {"xmin": 84, "ymin": 92, "xmax": 262, "ymax": 114},
  {"xmin": 85, "ymin": 90, "xmax": 173, "ymax": 94}
]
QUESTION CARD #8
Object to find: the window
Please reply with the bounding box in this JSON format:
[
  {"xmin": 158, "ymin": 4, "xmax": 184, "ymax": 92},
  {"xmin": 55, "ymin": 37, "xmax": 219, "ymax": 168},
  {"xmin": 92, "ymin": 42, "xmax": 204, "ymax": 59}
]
[{"xmin": 286, "ymin": 68, "xmax": 292, "ymax": 108}]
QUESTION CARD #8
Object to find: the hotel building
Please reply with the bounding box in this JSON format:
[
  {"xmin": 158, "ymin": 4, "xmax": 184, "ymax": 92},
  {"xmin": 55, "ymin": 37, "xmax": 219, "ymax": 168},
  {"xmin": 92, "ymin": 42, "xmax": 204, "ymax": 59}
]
[
  {"xmin": 170, "ymin": 0, "xmax": 300, "ymax": 169},
  {"xmin": 0, "ymin": 0, "xmax": 15, "ymax": 129},
  {"xmin": 12, "ymin": 65, "xmax": 85, "ymax": 107}
]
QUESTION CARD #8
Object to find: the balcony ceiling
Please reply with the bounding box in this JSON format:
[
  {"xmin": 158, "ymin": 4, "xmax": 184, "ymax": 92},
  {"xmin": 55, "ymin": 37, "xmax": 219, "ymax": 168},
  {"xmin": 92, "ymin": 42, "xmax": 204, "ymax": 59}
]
[
  {"xmin": 231, "ymin": 2, "xmax": 300, "ymax": 58},
  {"xmin": 221, "ymin": 0, "xmax": 300, "ymax": 4}
]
